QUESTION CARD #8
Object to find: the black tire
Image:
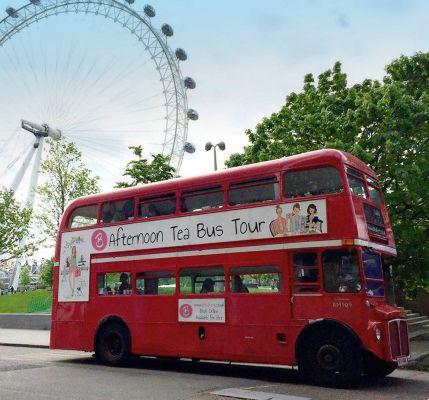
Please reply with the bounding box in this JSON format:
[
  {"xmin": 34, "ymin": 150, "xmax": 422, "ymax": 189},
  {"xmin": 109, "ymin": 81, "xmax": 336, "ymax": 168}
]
[
  {"xmin": 297, "ymin": 328, "xmax": 364, "ymax": 387},
  {"xmin": 95, "ymin": 321, "xmax": 131, "ymax": 366},
  {"xmin": 364, "ymin": 352, "xmax": 397, "ymax": 378}
]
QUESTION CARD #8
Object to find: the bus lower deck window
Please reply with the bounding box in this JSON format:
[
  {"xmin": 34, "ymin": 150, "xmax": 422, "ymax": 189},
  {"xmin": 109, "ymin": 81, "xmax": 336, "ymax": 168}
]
[
  {"xmin": 180, "ymin": 267, "xmax": 225, "ymax": 294},
  {"xmin": 98, "ymin": 272, "xmax": 132, "ymax": 295},
  {"xmin": 284, "ymin": 167, "xmax": 343, "ymax": 198},
  {"xmin": 230, "ymin": 266, "xmax": 281, "ymax": 293},
  {"xmin": 136, "ymin": 271, "xmax": 175, "ymax": 295},
  {"xmin": 322, "ymin": 249, "xmax": 361, "ymax": 293},
  {"xmin": 293, "ymin": 252, "xmax": 319, "ymax": 292}
]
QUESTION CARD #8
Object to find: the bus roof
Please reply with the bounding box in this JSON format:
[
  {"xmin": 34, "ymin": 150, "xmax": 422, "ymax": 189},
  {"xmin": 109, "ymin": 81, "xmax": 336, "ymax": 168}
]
[{"xmin": 66, "ymin": 148, "xmax": 376, "ymax": 209}]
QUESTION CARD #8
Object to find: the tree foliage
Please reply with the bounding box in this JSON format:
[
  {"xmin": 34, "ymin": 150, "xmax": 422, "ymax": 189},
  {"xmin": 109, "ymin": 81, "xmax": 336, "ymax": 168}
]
[
  {"xmin": 39, "ymin": 257, "xmax": 54, "ymax": 287},
  {"xmin": 116, "ymin": 146, "xmax": 176, "ymax": 188},
  {"xmin": 19, "ymin": 266, "xmax": 31, "ymax": 287},
  {"xmin": 0, "ymin": 188, "xmax": 37, "ymax": 261},
  {"xmin": 36, "ymin": 139, "xmax": 99, "ymax": 240},
  {"xmin": 226, "ymin": 53, "xmax": 429, "ymax": 295}
]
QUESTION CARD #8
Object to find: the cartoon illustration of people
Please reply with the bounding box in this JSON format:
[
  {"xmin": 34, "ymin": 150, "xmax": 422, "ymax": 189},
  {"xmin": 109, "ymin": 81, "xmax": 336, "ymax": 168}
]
[
  {"xmin": 270, "ymin": 205, "xmax": 289, "ymax": 237},
  {"xmin": 305, "ymin": 203, "xmax": 323, "ymax": 233},
  {"xmin": 68, "ymin": 246, "xmax": 79, "ymax": 297},
  {"xmin": 287, "ymin": 203, "xmax": 306, "ymax": 235}
]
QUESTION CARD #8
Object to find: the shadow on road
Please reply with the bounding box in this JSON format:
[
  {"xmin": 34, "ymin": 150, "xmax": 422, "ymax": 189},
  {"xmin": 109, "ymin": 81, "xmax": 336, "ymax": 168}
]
[{"xmin": 57, "ymin": 355, "xmax": 429, "ymax": 393}]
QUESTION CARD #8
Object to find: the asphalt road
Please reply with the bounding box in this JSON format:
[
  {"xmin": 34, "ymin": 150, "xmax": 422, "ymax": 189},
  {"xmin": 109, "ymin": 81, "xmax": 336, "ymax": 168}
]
[{"xmin": 0, "ymin": 345, "xmax": 428, "ymax": 400}]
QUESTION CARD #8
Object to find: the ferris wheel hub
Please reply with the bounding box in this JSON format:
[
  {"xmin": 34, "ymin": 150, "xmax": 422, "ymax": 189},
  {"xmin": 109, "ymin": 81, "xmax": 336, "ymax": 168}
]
[{"xmin": 21, "ymin": 119, "xmax": 62, "ymax": 141}]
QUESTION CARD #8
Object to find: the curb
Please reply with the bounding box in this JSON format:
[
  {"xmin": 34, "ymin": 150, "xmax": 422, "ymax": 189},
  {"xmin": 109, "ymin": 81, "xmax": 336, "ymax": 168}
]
[{"xmin": 0, "ymin": 342, "xmax": 49, "ymax": 349}]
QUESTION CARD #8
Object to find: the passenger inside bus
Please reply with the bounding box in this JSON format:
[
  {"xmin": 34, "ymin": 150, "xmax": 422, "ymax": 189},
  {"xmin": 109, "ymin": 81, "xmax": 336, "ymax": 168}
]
[
  {"xmin": 200, "ymin": 278, "xmax": 215, "ymax": 293},
  {"xmin": 118, "ymin": 273, "xmax": 131, "ymax": 294},
  {"xmin": 231, "ymin": 275, "xmax": 249, "ymax": 293}
]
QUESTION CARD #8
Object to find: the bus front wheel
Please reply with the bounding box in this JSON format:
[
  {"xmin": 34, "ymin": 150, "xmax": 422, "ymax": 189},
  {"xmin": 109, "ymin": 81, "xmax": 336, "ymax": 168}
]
[
  {"xmin": 95, "ymin": 321, "xmax": 131, "ymax": 365},
  {"xmin": 297, "ymin": 328, "xmax": 363, "ymax": 387}
]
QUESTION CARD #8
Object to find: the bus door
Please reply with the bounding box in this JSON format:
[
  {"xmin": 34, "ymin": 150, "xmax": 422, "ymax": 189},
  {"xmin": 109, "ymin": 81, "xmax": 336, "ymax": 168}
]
[
  {"xmin": 290, "ymin": 251, "xmax": 324, "ymax": 319},
  {"xmin": 177, "ymin": 259, "xmax": 230, "ymax": 360},
  {"xmin": 228, "ymin": 251, "xmax": 290, "ymax": 360}
]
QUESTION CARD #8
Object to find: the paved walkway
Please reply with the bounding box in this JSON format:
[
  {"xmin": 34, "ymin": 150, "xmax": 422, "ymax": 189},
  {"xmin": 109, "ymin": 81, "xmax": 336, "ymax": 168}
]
[{"xmin": 0, "ymin": 329, "xmax": 50, "ymax": 348}]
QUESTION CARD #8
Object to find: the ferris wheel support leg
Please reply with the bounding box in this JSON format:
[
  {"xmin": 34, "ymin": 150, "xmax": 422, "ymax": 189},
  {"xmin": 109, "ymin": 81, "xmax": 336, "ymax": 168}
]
[
  {"xmin": 9, "ymin": 145, "xmax": 37, "ymax": 193},
  {"xmin": 10, "ymin": 138, "xmax": 44, "ymax": 290}
]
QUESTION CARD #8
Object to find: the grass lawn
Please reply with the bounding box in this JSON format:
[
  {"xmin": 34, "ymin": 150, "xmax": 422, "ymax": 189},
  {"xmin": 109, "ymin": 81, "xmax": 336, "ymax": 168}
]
[{"xmin": 0, "ymin": 289, "xmax": 52, "ymax": 314}]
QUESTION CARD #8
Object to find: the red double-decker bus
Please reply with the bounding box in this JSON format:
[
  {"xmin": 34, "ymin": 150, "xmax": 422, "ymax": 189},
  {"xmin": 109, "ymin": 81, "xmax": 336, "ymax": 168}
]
[{"xmin": 51, "ymin": 149, "xmax": 410, "ymax": 387}]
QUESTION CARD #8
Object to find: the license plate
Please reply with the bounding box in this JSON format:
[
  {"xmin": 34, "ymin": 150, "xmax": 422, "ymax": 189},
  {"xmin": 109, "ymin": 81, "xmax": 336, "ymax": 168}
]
[{"xmin": 397, "ymin": 356, "xmax": 409, "ymax": 366}]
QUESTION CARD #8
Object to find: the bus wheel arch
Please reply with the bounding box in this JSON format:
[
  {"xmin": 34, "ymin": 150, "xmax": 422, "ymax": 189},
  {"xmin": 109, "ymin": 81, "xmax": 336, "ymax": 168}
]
[
  {"xmin": 94, "ymin": 316, "xmax": 131, "ymax": 365},
  {"xmin": 295, "ymin": 319, "xmax": 364, "ymax": 387}
]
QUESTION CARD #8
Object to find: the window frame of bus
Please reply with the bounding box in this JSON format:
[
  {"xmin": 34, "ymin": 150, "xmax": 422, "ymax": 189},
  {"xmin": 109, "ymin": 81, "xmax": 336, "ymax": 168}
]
[
  {"xmin": 180, "ymin": 185, "xmax": 226, "ymax": 214},
  {"xmin": 346, "ymin": 167, "xmax": 368, "ymax": 199},
  {"xmin": 227, "ymin": 174, "xmax": 279, "ymax": 207},
  {"xmin": 282, "ymin": 165, "xmax": 344, "ymax": 200},
  {"xmin": 365, "ymin": 176, "xmax": 384, "ymax": 206},
  {"xmin": 97, "ymin": 271, "xmax": 133, "ymax": 296},
  {"xmin": 135, "ymin": 270, "xmax": 176, "ymax": 295},
  {"xmin": 229, "ymin": 265, "xmax": 283, "ymax": 294},
  {"xmin": 67, "ymin": 203, "xmax": 100, "ymax": 230},
  {"xmin": 179, "ymin": 266, "xmax": 225, "ymax": 295},
  {"xmin": 100, "ymin": 197, "xmax": 137, "ymax": 225},
  {"xmin": 137, "ymin": 192, "xmax": 178, "ymax": 220},
  {"xmin": 292, "ymin": 251, "xmax": 321, "ymax": 293}
]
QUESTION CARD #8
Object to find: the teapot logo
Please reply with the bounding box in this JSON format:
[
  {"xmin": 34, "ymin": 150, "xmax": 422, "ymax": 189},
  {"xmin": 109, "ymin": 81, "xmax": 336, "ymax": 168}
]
[
  {"xmin": 179, "ymin": 303, "xmax": 193, "ymax": 319},
  {"xmin": 91, "ymin": 229, "xmax": 108, "ymax": 251}
]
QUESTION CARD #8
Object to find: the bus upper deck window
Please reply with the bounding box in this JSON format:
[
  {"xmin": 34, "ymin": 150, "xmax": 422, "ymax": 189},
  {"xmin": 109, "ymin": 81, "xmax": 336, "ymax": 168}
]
[
  {"xmin": 322, "ymin": 249, "xmax": 361, "ymax": 293},
  {"xmin": 366, "ymin": 177, "xmax": 383, "ymax": 205},
  {"xmin": 101, "ymin": 199, "xmax": 135, "ymax": 224},
  {"xmin": 346, "ymin": 167, "xmax": 366, "ymax": 199},
  {"xmin": 283, "ymin": 167, "xmax": 343, "ymax": 198},
  {"xmin": 181, "ymin": 186, "xmax": 224, "ymax": 213},
  {"xmin": 229, "ymin": 176, "xmax": 279, "ymax": 206},
  {"xmin": 139, "ymin": 193, "xmax": 176, "ymax": 218},
  {"xmin": 68, "ymin": 205, "xmax": 98, "ymax": 228}
]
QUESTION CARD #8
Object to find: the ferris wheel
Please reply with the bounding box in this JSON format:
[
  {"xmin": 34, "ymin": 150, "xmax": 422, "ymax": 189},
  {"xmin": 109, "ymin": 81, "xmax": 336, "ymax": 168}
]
[
  {"xmin": 0, "ymin": 0, "xmax": 198, "ymax": 200},
  {"xmin": 0, "ymin": 0, "xmax": 198, "ymax": 289}
]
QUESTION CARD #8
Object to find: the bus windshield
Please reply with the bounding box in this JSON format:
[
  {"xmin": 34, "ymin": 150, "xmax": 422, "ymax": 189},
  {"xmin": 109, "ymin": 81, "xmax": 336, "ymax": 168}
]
[{"xmin": 362, "ymin": 251, "xmax": 385, "ymax": 297}]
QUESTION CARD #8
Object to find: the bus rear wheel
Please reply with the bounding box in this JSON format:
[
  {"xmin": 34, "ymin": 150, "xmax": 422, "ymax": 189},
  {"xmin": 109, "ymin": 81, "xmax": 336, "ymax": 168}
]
[
  {"xmin": 95, "ymin": 321, "xmax": 131, "ymax": 365},
  {"xmin": 298, "ymin": 328, "xmax": 363, "ymax": 387}
]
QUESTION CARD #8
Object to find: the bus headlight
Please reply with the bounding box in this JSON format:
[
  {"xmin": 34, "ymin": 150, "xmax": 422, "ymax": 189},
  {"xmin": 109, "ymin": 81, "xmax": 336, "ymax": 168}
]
[{"xmin": 375, "ymin": 327, "xmax": 382, "ymax": 341}]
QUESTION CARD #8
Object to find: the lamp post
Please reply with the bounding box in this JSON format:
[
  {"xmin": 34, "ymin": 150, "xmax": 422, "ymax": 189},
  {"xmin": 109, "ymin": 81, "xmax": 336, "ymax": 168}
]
[{"xmin": 205, "ymin": 141, "xmax": 225, "ymax": 171}]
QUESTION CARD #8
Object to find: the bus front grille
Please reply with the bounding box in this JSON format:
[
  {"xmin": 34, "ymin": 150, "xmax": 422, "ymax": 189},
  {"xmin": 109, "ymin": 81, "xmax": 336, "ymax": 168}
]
[{"xmin": 388, "ymin": 319, "xmax": 410, "ymax": 360}]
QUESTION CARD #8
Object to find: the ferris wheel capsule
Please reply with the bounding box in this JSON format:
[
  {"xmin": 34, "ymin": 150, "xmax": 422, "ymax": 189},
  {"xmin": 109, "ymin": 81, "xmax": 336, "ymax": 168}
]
[
  {"xmin": 30, "ymin": 0, "xmax": 41, "ymax": 5},
  {"xmin": 125, "ymin": 0, "xmax": 135, "ymax": 4},
  {"xmin": 144, "ymin": 5, "xmax": 156, "ymax": 18},
  {"xmin": 184, "ymin": 77, "xmax": 196, "ymax": 89},
  {"xmin": 6, "ymin": 8, "xmax": 19, "ymax": 18},
  {"xmin": 161, "ymin": 24, "xmax": 174, "ymax": 37},
  {"xmin": 175, "ymin": 48, "xmax": 187, "ymax": 61},
  {"xmin": 187, "ymin": 109, "xmax": 199, "ymax": 121}
]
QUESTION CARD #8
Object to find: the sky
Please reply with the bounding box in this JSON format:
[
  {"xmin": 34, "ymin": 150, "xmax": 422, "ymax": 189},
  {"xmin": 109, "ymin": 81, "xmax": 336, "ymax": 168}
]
[{"xmin": 0, "ymin": 0, "xmax": 429, "ymax": 196}]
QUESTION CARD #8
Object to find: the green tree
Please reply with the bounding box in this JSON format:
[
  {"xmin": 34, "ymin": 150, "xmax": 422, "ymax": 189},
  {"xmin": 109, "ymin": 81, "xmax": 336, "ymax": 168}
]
[
  {"xmin": 226, "ymin": 53, "xmax": 429, "ymax": 296},
  {"xmin": 0, "ymin": 188, "xmax": 37, "ymax": 260},
  {"xmin": 39, "ymin": 257, "xmax": 54, "ymax": 287},
  {"xmin": 116, "ymin": 146, "xmax": 176, "ymax": 188},
  {"xmin": 19, "ymin": 266, "xmax": 31, "ymax": 287},
  {"xmin": 36, "ymin": 139, "xmax": 99, "ymax": 240}
]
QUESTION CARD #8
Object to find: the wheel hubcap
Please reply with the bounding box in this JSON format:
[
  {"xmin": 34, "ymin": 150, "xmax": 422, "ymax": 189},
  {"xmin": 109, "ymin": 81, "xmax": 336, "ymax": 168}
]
[
  {"xmin": 104, "ymin": 332, "xmax": 122, "ymax": 357},
  {"xmin": 316, "ymin": 344, "xmax": 342, "ymax": 371}
]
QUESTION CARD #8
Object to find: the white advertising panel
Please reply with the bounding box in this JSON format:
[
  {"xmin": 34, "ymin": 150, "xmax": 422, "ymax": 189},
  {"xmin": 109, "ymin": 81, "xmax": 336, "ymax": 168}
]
[
  {"xmin": 58, "ymin": 199, "xmax": 327, "ymax": 302},
  {"xmin": 178, "ymin": 298, "xmax": 225, "ymax": 323}
]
